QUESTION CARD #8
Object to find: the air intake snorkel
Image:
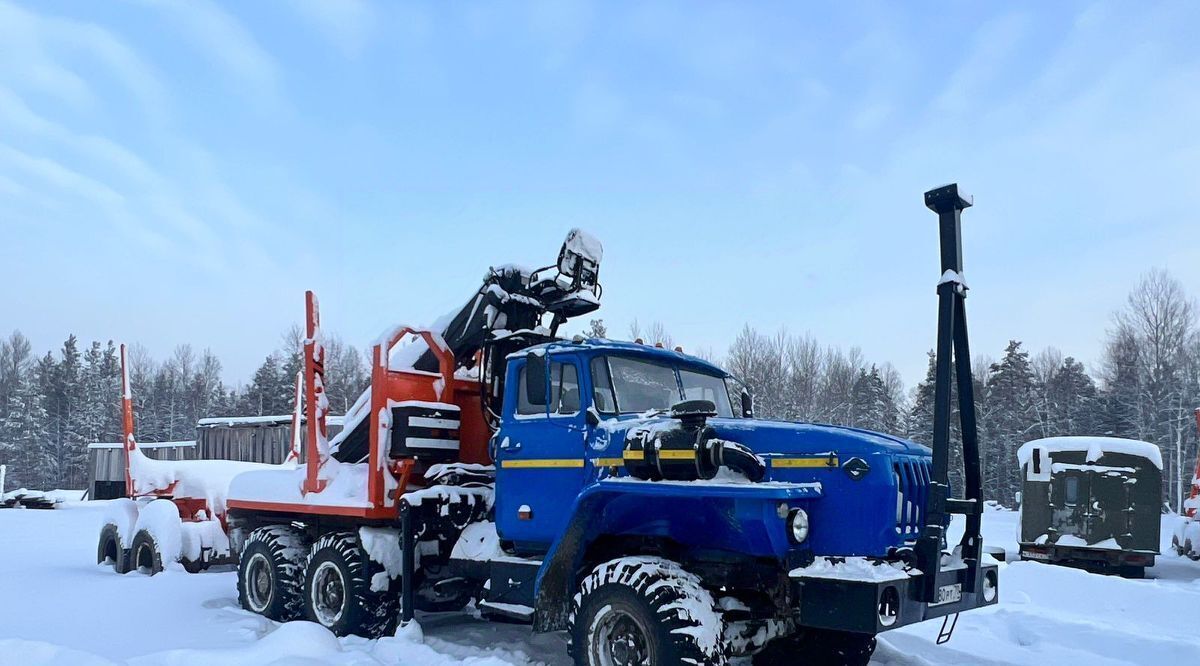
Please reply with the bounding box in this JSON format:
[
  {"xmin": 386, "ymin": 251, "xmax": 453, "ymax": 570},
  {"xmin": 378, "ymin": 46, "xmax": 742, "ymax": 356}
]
[{"xmin": 624, "ymin": 400, "xmax": 766, "ymax": 483}]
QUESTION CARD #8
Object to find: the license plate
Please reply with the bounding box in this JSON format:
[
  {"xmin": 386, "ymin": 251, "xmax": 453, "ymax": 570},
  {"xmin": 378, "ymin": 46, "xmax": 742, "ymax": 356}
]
[
  {"xmin": 1023, "ymin": 550, "xmax": 1051, "ymax": 561},
  {"xmin": 931, "ymin": 583, "xmax": 962, "ymax": 607}
]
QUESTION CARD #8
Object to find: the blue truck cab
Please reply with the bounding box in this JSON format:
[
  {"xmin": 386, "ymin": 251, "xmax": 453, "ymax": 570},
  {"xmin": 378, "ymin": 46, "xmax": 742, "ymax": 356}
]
[{"xmin": 494, "ymin": 340, "xmax": 929, "ymax": 561}]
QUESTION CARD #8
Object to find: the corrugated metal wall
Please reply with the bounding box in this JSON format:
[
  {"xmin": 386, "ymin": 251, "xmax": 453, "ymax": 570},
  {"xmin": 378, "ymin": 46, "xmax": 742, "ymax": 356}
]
[
  {"xmin": 87, "ymin": 444, "xmax": 196, "ymax": 497},
  {"xmin": 88, "ymin": 419, "xmax": 346, "ymax": 498},
  {"xmin": 196, "ymin": 422, "xmax": 345, "ymax": 464}
]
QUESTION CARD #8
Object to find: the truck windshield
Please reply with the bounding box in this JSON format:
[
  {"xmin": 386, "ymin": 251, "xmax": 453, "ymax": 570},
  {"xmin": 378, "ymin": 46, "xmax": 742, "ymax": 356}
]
[
  {"xmin": 600, "ymin": 356, "xmax": 734, "ymax": 417},
  {"xmin": 606, "ymin": 357, "xmax": 679, "ymax": 413},
  {"xmin": 680, "ymin": 369, "xmax": 734, "ymax": 418}
]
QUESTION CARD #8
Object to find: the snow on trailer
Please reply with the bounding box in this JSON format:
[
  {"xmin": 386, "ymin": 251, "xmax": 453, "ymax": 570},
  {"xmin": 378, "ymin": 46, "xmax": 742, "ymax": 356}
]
[
  {"xmin": 95, "ymin": 346, "xmax": 297, "ymax": 575},
  {"xmin": 87, "ymin": 440, "xmax": 194, "ymax": 500},
  {"xmin": 1017, "ymin": 436, "xmax": 1162, "ymax": 577}
]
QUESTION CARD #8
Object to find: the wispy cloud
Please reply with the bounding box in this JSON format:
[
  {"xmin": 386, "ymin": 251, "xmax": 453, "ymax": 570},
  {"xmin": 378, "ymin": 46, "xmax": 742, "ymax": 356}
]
[
  {"xmin": 289, "ymin": 0, "xmax": 375, "ymax": 58},
  {"xmin": 134, "ymin": 0, "xmax": 280, "ymax": 104},
  {"xmin": 0, "ymin": 0, "xmax": 283, "ymax": 274},
  {"xmin": 932, "ymin": 12, "xmax": 1031, "ymax": 115},
  {"xmin": 0, "ymin": 0, "xmax": 168, "ymax": 120}
]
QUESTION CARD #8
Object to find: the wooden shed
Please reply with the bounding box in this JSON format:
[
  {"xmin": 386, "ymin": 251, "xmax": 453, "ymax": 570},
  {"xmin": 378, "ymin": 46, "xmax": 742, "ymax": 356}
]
[
  {"xmin": 87, "ymin": 440, "xmax": 196, "ymax": 500},
  {"xmin": 195, "ymin": 414, "xmax": 345, "ymax": 464}
]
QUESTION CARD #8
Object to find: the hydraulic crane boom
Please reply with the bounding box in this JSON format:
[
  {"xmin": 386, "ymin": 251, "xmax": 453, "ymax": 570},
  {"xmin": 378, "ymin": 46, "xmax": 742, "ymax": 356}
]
[
  {"xmin": 332, "ymin": 228, "xmax": 604, "ymax": 463},
  {"xmin": 412, "ymin": 228, "xmax": 603, "ymax": 374}
]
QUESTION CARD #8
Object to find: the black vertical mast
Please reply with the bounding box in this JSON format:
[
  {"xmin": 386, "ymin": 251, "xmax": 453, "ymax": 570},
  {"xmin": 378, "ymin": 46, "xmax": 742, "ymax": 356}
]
[{"xmin": 915, "ymin": 183, "xmax": 984, "ymax": 600}]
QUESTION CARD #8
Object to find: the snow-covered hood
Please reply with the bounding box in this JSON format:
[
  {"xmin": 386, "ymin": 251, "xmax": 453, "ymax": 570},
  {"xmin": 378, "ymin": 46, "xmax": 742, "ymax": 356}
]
[{"xmin": 596, "ymin": 415, "xmax": 928, "ymax": 464}]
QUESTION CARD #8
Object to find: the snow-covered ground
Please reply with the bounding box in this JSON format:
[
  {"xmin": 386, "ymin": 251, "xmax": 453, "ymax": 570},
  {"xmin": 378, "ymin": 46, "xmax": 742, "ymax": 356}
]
[{"xmin": 0, "ymin": 502, "xmax": 1196, "ymax": 665}]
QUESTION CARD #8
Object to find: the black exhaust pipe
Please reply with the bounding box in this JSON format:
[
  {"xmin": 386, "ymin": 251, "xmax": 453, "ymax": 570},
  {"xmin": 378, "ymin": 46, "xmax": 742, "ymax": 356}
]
[{"xmin": 915, "ymin": 183, "xmax": 985, "ymax": 602}]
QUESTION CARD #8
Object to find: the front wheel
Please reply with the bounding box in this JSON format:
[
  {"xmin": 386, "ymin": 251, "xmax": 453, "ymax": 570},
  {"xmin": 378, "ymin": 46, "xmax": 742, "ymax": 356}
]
[{"xmin": 569, "ymin": 557, "xmax": 727, "ymax": 666}]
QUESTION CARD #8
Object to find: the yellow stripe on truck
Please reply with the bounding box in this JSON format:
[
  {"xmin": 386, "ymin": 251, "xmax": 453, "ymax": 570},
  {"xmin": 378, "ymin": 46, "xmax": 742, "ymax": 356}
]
[
  {"xmin": 771, "ymin": 456, "xmax": 839, "ymax": 468},
  {"xmin": 500, "ymin": 459, "xmax": 586, "ymax": 469},
  {"xmin": 657, "ymin": 450, "xmax": 697, "ymax": 461},
  {"xmin": 592, "ymin": 458, "xmax": 624, "ymax": 467},
  {"xmin": 622, "ymin": 450, "xmax": 645, "ymax": 461}
]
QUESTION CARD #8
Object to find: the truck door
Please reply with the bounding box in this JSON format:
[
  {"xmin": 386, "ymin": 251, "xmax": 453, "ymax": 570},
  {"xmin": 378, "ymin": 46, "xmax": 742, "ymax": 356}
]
[{"xmin": 494, "ymin": 355, "xmax": 588, "ymax": 554}]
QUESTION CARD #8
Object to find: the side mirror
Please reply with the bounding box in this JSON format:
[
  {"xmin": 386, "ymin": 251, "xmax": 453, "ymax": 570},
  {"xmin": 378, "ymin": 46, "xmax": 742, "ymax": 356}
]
[
  {"xmin": 740, "ymin": 390, "xmax": 754, "ymax": 418},
  {"xmin": 585, "ymin": 409, "xmax": 600, "ymax": 427},
  {"xmin": 524, "ymin": 351, "xmax": 548, "ymax": 406}
]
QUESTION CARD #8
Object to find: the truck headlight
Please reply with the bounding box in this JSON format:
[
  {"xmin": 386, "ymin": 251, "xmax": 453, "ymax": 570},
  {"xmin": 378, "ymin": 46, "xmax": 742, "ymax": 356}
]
[{"xmin": 788, "ymin": 508, "xmax": 810, "ymax": 544}]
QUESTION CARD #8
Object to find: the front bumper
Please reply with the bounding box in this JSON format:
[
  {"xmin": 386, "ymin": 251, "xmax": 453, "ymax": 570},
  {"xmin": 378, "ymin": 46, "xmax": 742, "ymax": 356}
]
[{"xmin": 789, "ymin": 559, "xmax": 999, "ymax": 635}]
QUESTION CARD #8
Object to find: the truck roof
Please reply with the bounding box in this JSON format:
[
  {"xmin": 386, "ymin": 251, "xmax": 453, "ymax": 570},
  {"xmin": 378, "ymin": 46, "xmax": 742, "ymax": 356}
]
[{"xmin": 516, "ymin": 337, "xmax": 730, "ymax": 377}]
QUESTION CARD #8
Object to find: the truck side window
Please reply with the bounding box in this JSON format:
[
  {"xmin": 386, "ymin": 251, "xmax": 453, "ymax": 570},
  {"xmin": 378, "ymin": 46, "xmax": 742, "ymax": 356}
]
[
  {"xmin": 591, "ymin": 357, "xmax": 616, "ymax": 413},
  {"xmin": 552, "ymin": 362, "xmax": 581, "ymax": 415},
  {"xmin": 1064, "ymin": 476, "xmax": 1079, "ymax": 505},
  {"xmin": 516, "ymin": 366, "xmax": 543, "ymax": 416}
]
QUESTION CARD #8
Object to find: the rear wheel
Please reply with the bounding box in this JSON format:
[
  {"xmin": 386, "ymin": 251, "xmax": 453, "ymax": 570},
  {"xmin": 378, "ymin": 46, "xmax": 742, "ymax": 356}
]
[
  {"xmin": 569, "ymin": 557, "xmax": 727, "ymax": 666},
  {"xmin": 238, "ymin": 526, "xmax": 310, "ymax": 621},
  {"xmin": 129, "ymin": 529, "xmax": 164, "ymax": 575},
  {"xmin": 97, "ymin": 523, "xmax": 129, "ymax": 574},
  {"xmin": 303, "ymin": 532, "xmax": 398, "ymax": 638}
]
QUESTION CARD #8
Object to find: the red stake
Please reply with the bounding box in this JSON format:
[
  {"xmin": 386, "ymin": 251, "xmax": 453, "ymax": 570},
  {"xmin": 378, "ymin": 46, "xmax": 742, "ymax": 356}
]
[
  {"xmin": 120, "ymin": 344, "xmax": 136, "ymax": 498},
  {"xmin": 302, "ymin": 291, "xmax": 328, "ymax": 494}
]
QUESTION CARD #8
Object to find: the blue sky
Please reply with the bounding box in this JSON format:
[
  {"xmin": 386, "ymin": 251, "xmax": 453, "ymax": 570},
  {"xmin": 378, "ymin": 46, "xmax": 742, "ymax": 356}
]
[{"xmin": 2, "ymin": 0, "xmax": 1198, "ymax": 389}]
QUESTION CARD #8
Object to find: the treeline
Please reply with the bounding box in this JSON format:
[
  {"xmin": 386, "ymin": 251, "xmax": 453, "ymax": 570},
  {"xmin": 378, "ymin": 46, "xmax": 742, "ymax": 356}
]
[
  {"xmin": 3, "ymin": 270, "xmax": 1198, "ymax": 508},
  {"xmin": 724, "ymin": 269, "xmax": 1200, "ymax": 510},
  {"xmin": 0, "ymin": 327, "xmax": 369, "ymax": 491}
]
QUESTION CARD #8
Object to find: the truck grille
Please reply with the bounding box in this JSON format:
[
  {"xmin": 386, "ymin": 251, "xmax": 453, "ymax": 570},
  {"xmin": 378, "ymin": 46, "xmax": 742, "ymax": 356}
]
[{"xmin": 894, "ymin": 459, "xmax": 931, "ymax": 539}]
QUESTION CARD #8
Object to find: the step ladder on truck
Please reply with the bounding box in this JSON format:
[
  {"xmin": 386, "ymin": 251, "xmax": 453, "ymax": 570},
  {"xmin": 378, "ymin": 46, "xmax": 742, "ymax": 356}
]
[{"xmin": 106, "ymin": 187, "xmax": 999, "ymax": 666}]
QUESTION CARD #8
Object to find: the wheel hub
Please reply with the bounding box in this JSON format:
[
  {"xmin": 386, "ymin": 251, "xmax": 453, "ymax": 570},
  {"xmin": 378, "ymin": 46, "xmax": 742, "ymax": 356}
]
[
  {"xmin": 591, "ymin": 609, "xmax": 649, "ymax": 666},
  {"xmin": 245, "ymin": 553, "xmax": 273, "ymax": 612},
  {"xmin": 312, "ymin": 561, "xmax": 347, "ymax": 627}
]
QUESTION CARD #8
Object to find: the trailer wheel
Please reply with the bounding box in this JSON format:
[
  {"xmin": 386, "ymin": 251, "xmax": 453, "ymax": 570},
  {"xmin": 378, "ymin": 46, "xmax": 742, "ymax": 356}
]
[
  {"xmin": 97, "ymin": 523, "xmax": 130, "ymax": 574},
  {"xmin": 568, "ymin": 556, "xmax": 728, "ymax": 666},
  {"xmin": 753, "ymin": 630, "xmax": 876, "ymax": 666},
  {"xmin": 129, "ymin": 529, "xmax": 164, "ymax": 575},
  {"xmin": 237, "ymin": 526, "xmax": 309, "ymax": 621},
  {"xmin": 303, "ymin": 532, "xmax": 397, "ymax": 638}
]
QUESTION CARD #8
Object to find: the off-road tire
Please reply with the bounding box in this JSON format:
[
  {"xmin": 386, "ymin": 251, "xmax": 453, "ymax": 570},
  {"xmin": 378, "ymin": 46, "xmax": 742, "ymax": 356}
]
[
  {"xmin": 303, "ymin": 532, "xmax": 398, "ymax": 638},
  {"xmin": 753, "ymin": 630, "xmax": 877, "ymax": 666},
  {"xmin": 238, "ymin": 525, "xmax": 310, "ymax": 621},
  {"xmin": 97, "ymin": 523, "xmax": 130, "ymax": 574},
  {"xmin": 568, "ymin": 556, "xmax": 728, "ymax": 666},
  {"xmin": 129, "ymin": 529, "xmax": 164, "ymax": 575}
]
